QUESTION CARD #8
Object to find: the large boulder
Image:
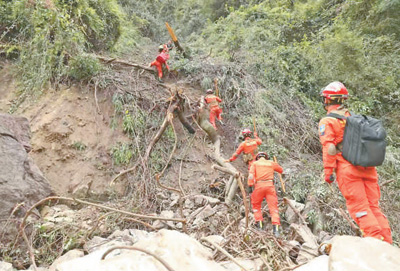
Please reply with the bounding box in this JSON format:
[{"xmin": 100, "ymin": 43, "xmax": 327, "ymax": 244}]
[
  {"xmin": 329, "ymin": 236, "xmax": 400, "ymax": 271},
  {"xmin": 0, "ymin": 114, "xmax": 52, "ymax": 231},
  {"xmin": 57, "ymin": 229, "xmax": 227, "ymax": 271}
]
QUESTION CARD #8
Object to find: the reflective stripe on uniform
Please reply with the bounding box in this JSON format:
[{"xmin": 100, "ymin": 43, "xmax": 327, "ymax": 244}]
[{"xmin": 356, "ymin": 211, "xmax": 367, "ymax": 218}]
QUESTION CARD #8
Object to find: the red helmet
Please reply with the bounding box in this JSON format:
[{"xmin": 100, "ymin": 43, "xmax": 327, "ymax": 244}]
[
  {"xmin": 320, "ymin": 81, "xmax": 349, "ymax": 102},
  {"xmin": 206, "ymin": 89, "xmax": 213, "ymax": 94},
  {"xmin": 242, "ymin": 128, "xmax": 252, "ymax": 137},
  {"xmin": 256, "ymin": 152, "xmax": 269, "ymax": 160}
]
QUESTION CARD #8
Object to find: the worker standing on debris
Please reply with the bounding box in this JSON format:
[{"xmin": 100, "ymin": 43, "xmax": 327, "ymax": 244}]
[
  {"xmin": 204, "ymin": 89, "xmax": 223, "ymax": 130},
  {"xmin": 150, "ymin": 41, "xmax": 173, "ymax": 82},
  {"xmin": 225, "ymin": 129, "xmax": 262, "ymax": 169},
  {"xmin": 318, "ymin": 81, "xmax": 392, "ymax": 244},
  {"xmin": 248, "ymin": 152, "xmax": 282, "ymax": 237}
]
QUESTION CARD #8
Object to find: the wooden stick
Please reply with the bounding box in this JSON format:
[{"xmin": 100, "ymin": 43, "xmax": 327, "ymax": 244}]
[
  {"xmin": 212, "ymin": 164, "xmax": 238, "ymax": 177},
  {"xmin": 200, "ymin": 238, "xmax": 249, "ymax": 271},
  {"xmin": 95, "ymin": 55, "xmax": 154, "ymax": 72},
  {"xmin": 273, "ymin": 156, "xmax": 286, "ymax": 193},
  {"xmin": 283, "ymin": 197, "xmax": 307, "ymax": 225},
  {"xmin": 101, "ymin": 246, "xmax": 176, "ymax": 271},
  {"xmin": 214, "ymin": 78, "xmax": 219, "ymax": 97}
]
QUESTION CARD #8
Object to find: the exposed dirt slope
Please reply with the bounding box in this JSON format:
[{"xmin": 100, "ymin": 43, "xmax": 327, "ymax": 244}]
[{"xmin": 0, "ymin": 61, "xmax": 245, "ymax": 199}]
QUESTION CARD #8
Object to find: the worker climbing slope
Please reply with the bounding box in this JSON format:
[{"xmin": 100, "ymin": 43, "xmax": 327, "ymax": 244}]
[
  {"xmin": 150, "ymin": 41, "xmax": 173, "ymax": 82},
  {"xmin": 318, "ymin": 81, "xmax": 392, "ymax": 244},
  {"xmin": 204, "ymin": 89, "xmax": 223, "ymax": 130},
  {"xmin": 248, "ymin": 152, "xmax": 283, "ymax": 237},
  {"xmin": 225, "ymin": 128, "xmax": 262, "ymax": 169}
]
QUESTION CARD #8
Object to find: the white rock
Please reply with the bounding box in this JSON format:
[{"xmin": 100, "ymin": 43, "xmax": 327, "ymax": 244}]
[
  {"xmin": 49, "ymin": 250, "xmax": 84, "ymax": 271},
  {"xmin": 57, "ymin": 229, "xmax": 227, "ymax": 271},
  {"xmin": 329, "ymin": 236, "xmax": 400, "ymax": 271},
  {"xmin": 0, "ymin": 261, "xmax": 14, "ymax": 271},
  {"xmin": 285, "ymin": 199, "xmax": 305, "ymax": 224},
  {"xmin": 184, "ymin": 198, "xmax": 195, "ymax": 209},
  {"xmin": 296, "ymin": 255, "xmax": 329, "ymax": 271},
  {"xmin": 297, "ymin": 242, "xmax": 319, "ymax": 264},
  {"xmin": 202, "ymin": 235, "xmax": 226, "ymax": 247},
  {"xmin": 220, "ymin": 258, "xmax": 263, "ymax": 271}
]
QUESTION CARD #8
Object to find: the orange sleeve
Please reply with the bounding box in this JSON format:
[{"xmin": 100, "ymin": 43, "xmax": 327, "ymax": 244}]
[
  {"xmin": 255, "ymin": 136, "xmax": 262, "ymax": 145},
  {"xmin": 319, "ymin": 118, "xmax": 337, "ymax": 171},
  {"xmin": 216, "ymin": 97, "xmax": 222, "ymax": 103},
  {"xmin": 273, "ymin": 162, "xmax": 283, "ymax": 174},
  {"xmin": 248, "ymin": 163, "xmax": 255, "ymax": 186},
  {"xmin": 229, "ymin": 143, "xmax": 243, "ymax": 161}
]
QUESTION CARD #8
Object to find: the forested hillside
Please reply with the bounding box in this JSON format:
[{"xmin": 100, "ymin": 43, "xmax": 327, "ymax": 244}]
[{"xmin": 1, "ymin": 0, "xmax": 399, "ymax": 270}]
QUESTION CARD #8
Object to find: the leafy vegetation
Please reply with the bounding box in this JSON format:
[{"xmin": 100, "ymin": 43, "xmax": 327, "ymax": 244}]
[{"xmin": 0, "ymin": 0, "xmax": 139, "ymax": 95}]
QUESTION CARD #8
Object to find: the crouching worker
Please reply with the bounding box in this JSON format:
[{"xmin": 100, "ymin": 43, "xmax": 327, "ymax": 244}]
[
  {"xmin": 248, "ymin": 152, "xmax": 283, "ymax": 237},
  {"xmin": 150, "ymin": 41, "xmax": 173, "ymax": 82},
  {"xmin": 225, "ymin": 129, "xmax": 261, "ymax": 169}
]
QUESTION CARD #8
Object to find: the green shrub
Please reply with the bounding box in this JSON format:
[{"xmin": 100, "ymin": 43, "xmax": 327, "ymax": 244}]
[
  {"xmin": 68, "ymin": 54, "xmax": 101, "ymax": 81},
  {"xmin": 111, "ymin": 142, "xmax": 133, "ymax": 165}
]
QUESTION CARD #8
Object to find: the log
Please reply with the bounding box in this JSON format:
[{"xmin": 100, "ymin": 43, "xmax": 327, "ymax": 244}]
[{"xmin": 95, "ymin": 55, "xmax": 155, "ymax": 72}]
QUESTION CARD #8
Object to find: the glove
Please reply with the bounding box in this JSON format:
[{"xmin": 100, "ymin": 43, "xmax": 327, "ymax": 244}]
[
  {"xmin": 324, "ymin": 168, "xmax": 335, "ymax": 184},
  {"xmin": 224, "ymin": 159, "xmax": 230, "ymax": 163},
  {"xmin": 246, "ymin": 186, "xmax": 254, "ymax": 194},
  {"xmin": 254, "ymin": 132, "xmax": 258, "ymax": 137}
]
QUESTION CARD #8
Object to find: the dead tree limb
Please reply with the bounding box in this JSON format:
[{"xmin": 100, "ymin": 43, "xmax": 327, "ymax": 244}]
[
  {"xmin": 95, "ymin": 55, "xmax": 154, "ymax": 72},
  {"xmin": 19, "ymin": 196, "xmax": 187, "ymax": 269},
  {"xmin": 212, "ymin": 164, "xmax": 249, "ymax": 231},
  {"xmin": 111, "ymin": 91, "xmax": 195, "ymax": 185},
  {"xmin": 101, "ymin": 246, "xmax": 176, "ymax": 271},
  {"xmin": 200, "ymin": 238, "xmax": 249, "ymax": 271},
  {"xmin": 283, "ymin": 197, "xmax": 307, "ymax": 225},
  {"xmin": 196, "ymin": 96, "xmax": 240, "ymax": 204}
]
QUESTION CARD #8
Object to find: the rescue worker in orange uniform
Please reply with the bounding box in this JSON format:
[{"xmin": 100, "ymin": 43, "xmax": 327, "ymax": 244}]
[
  {"xmin": 319, "ymin": 81, "xmax": 392, "ymax": 244},
  {"xmin": 204, "ymin": 89, "xmax": 223, "ymax": 130},
  {"xmin": 248, "ymin": 152, "xmax": 283, "ymax": 237},
  {"xmin": 150, "ymin": 42, "xmax": 172, "ymax": 82},
  {"xmin": 225, "ymin": 129, "xmax": 262, "ymax": 169}
]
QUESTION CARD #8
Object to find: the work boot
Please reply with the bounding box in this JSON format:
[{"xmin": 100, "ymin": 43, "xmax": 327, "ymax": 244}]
[
  {"xmin": 255, "ymin": 221, "xmax": 265, "ymax": 230},
  {"xmin": 218, "ymin": 119, "xmax": 224, "ymax": 125},
  {"xmin": 157, "ymin": 77, "xmax": 164, "ymax": 83},
  {"xmin": 272, "ymin": 225, "xmax": 280, "ymax": 238}
]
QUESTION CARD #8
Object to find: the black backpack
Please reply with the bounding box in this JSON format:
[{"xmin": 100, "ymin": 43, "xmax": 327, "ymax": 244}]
[{"xmin": 327, "ymin": 113, "xmax": 387, "ymax": 167}]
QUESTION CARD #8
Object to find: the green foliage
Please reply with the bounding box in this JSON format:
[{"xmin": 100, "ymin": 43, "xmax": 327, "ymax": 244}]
[
  {"xmin": 0, "ymin": 0, "xmax": 139, "ymax": 96},
  {"xmin": 111, "ymin": 142, "xmax": 133, "ymax": 165},
  {"xmin": 71, "ymin": 141, "xmax": 87, "ymax": 151},
  {"xmin": 68, "ymin": 54, "xmax": 101, "ymax": 80}
]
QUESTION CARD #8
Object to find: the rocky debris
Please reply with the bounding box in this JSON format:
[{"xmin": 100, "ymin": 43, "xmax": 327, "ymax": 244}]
[
  {"xmin": 55, "ymin": 229, "xmax": 239, "ymax": 271},
  {"xmin": 40, "ymin": 204, "xmax": 91, "ymax": 231},
  {"xmin": 0, "ymin": 114, "xmax": 52, "ymax": 242},
  {"xmin": 152, "ymin": 210, "xmax": 175, "ymax": 229},
  {"xmin": 0, "ymin": 261, "xmax": 15, "ymax": 271},
  {"xmin": 329, "ymin": 236, "xmax": 400, "ymax": 271},
  {"xmin": 296, "ymin": 255, "xmax": 329, "ymax": 271},
  {"xmin": 288, "ymin": 223, "xmax": 319, "ymax": 264},
  {"xmin": 220, "ymin": 258, "xmax": 264, "ymax": 271},
  {"xmin": 48, "ymin": 250, "xmax": 84, "ymax": 271},
  {"xmin": 285, "ymin": 199, "xmax": 305, "ymax": 224}
]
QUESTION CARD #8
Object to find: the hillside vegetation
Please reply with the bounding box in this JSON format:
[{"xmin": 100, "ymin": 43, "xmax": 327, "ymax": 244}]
[{"xmin": 1, "ymin": 0, "xmax": 400, "ymax": 268}]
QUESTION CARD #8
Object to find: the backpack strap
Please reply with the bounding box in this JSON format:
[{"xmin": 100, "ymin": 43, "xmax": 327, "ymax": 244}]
[{"xmin": 327, "ymin": 112, "xmax": 347, "ymax": 120}]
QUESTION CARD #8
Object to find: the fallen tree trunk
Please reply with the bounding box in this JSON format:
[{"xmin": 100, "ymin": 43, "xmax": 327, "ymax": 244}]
[
  {"xmin": 110, "ymin": 92, "xmax": 195, "ymax": 185},
  {"xmin": 196, "ymin": 96, "xmax": 239, "ymax": 204},
  {"xmin": 95, "ymin": 55, "xmax": 154, "ymax": 72}
]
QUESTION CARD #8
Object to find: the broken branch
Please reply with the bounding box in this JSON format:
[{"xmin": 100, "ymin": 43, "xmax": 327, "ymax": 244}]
[{"xmin": 101, "ymin": 246, "xmax": 176, "ymax": 271}]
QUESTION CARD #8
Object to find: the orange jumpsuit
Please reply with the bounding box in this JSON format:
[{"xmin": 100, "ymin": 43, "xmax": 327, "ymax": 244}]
[
  {"xmin": 229, "ymin": 135, "xmax": 262, "ymax": 168},
  {"xmin": 204, "ymin": 94, "xmax": 222, "ymax": 129},
  {"xmin": 319, "ymin": 104, "xmax": 392, "ymax": 243},
  {"xmin": 248, "ymin": 158, "xmax": 283, "ymax": 224},
  {"xmin": 150, "ymin": 45, "xmax": 170, "ymax": 79}
]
